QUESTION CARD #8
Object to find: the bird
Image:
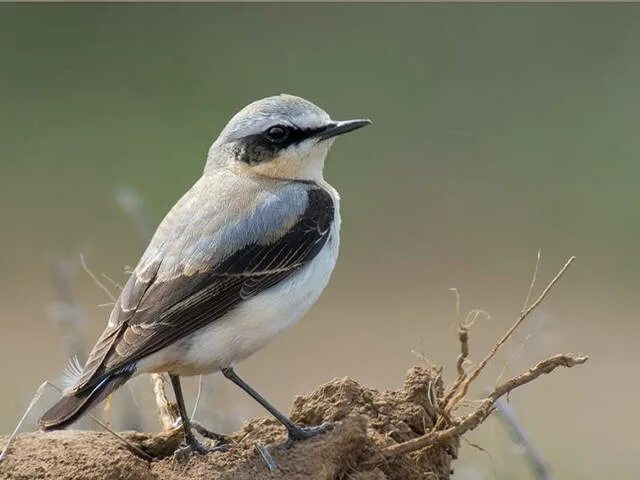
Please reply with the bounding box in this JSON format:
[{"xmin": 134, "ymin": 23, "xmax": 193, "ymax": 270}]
[{"xmin": 39, "ymin": 94, "xmax": 371, "ymax": 454}]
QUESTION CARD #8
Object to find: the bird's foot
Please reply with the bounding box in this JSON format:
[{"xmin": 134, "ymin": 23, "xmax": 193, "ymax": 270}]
[
  {"xmin": 192, "ymin": 421, "xmax": 231, "ymax": 449},
  {"xmin": 173, "ymin": 435, "xmax": 227, "ymax": 461},
  {"xmin": 283, "ymin": 421, "xmax": 334, "ymax": 449}
]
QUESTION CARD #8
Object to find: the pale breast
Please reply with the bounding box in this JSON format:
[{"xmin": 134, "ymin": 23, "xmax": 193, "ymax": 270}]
[{"xmin": 177, "ymin": 231, "xmax": 339, "ymax": 375}]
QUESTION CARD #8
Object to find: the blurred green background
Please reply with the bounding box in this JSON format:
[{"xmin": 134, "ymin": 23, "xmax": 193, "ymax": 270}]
[{"xmin": 1, "ymin": 4, "xmax": 639, "ymax": 478}]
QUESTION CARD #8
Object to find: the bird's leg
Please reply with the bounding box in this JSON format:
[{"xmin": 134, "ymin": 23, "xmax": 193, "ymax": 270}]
[
  {"xmin": 221, "ymin": 367, "xmax": 332, "ymax": 448},
  {"xmin": 169, "ymin": 375, "xmax": 212, "ymax": 455}
]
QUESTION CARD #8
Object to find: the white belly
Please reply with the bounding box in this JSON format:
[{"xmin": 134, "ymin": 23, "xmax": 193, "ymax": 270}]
[{"xmin": 137, "ymin": 223, "xmax": 340, "ymax": 376}]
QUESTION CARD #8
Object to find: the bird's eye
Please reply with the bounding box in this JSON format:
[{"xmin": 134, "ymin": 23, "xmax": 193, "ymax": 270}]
[{"xmin": 265, "ymin": 125, "xmax": 289, "ymax": 144}]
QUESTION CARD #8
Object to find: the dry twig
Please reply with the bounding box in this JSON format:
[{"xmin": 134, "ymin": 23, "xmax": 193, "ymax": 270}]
[
  {"xmin": 0, "ymin": 382, "xmax": 48, "ymax": 463},
  {"xmin": 361, "ymin": 254, "xmax": 585, "ymax": 472},
  {"xmin": 150, "ymin": 374, "xmax": 179, "ymax": 431},
  {"xmin": 79, "ymin": 254, "xmax": 116, "ymax": 302},
  {"xmin": 522, "ymin": 249, "xmax": 542, "ymax": 314},
  {"xmin": 365, "ymin": 354, "xmax": 586, "ymax": 467},
  {"xmin": 0, "ymin": 382, "xmax": 153, "ymax": 463},
  {"xmin": 443, "ymin": 256, "xmax": 575, "ymax": 415}
]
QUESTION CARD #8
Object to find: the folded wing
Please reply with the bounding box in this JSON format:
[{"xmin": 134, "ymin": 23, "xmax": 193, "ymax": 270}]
[{"xmin": 68, "ymin": 184, "xmax": 334, "ymax": 395}]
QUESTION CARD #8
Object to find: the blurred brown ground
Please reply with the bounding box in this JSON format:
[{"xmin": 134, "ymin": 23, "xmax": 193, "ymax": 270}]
[{"xmin": 1, "ymin": 4, "xmax": 639, "ymax": 479}]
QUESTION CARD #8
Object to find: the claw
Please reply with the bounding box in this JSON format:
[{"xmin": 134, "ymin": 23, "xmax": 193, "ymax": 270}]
[
  {"xmin": 173, "ymin": 436, "xmax": 227, "ymax": 461},
  {"xmin": 283, "ymin": 421, "xmax": 334, "ymax": 449}
]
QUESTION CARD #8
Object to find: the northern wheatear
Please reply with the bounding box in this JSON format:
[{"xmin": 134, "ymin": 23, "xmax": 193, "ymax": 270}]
[{"xmin": 39, "ymin": 94, "xmax": 370, "ymax": 453}]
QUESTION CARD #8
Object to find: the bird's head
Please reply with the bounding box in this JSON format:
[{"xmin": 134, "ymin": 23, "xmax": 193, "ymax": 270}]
[{"xmin": 206, "ymin": 94, "xmax": 371, "ymax": 181}]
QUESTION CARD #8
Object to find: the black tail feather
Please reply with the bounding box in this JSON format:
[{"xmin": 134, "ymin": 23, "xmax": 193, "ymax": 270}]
[{"xmin": 39, "ymin": 372, "xmax": 132, "ymax": 431}]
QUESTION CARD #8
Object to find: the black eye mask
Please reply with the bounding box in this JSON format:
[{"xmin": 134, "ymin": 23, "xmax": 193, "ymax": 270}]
[{"xmin": 235, "ymin": 125, "xmax": 328, "ymax": 165}]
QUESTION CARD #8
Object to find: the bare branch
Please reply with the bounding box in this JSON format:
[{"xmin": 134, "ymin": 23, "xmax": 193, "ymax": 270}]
[
  {"xmin": 455, "ymin": 318, "xmax": 469, "ymax": 378},
  {"xmin": 444, "ymin": 256, "xmax": 575, "ymax": 414},
  {"xmin": 367, "ymin": 354, "xmax": 587, "ymax": 466}
]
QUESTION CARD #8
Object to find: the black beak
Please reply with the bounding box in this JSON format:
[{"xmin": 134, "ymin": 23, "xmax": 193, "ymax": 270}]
[{"xmin": 316, "ymin": 119, "xmax": 372, "ymax": 141}]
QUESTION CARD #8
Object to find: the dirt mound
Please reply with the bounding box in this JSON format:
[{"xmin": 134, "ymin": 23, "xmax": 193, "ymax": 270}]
[
  {"xmin": 0, "ymin": 367, "xmax": 456, "ymax": 480},
  {"xmin": 1, "ymin": 256, "xmax": 588, "ymax": 479}
]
